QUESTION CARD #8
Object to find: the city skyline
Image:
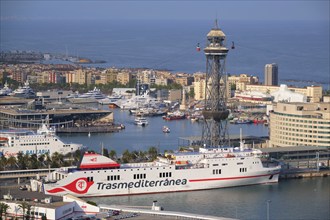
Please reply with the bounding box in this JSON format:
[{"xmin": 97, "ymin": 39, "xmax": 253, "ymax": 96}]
[{"xmin": 1, "ymin": 1, "xmax": 329, "ymax": 21}]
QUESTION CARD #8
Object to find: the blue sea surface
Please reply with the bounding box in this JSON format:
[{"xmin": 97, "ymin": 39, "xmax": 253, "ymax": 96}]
[{"xmin": 1, "ymin": 19, "xmax": 329, "ymax": 88}]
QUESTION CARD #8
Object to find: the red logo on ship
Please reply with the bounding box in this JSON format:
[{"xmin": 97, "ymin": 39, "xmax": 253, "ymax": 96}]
[
  {"xmin": 90, "ymin": 157, "xmax": 97, "ymax": 162},
  {"xmin": 46, "ymin": 178, "xmax": 93, "ymax": 194}
]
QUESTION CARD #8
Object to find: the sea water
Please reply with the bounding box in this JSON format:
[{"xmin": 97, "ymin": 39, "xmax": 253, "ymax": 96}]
[{"xmin": 1, "ymin": 19, "xmax": 329, "ymax": 88}]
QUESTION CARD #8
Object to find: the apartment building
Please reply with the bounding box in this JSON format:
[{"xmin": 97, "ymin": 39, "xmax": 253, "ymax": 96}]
[{"xmin": 117, "ymin": 71, "xmax": 132, "ymax": 85}]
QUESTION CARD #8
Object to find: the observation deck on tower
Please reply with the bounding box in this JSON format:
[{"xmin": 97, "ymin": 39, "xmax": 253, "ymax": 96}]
[{"xmin": 204, "ymin": 22, "xmax": 229, "ymax": 56}]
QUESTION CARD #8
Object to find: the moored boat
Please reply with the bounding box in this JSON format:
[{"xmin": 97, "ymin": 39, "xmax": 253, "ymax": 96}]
[
  {"xmin": 134, "ymin": 117, "xmax": 148, "ymax": 126},
  {"xmin": 163, "ymin": 111, "xmax": 185, "ymax": 120},
  {"xmin": 0, "ymin": 123, "xmax": 84, "ymax": 157},
  {"xmin": 42, "ymin": 140, "xmax": 281, "ymax": 197},
  {"xmin": 0, "ymin": 82, "xmax": 12, "ymax": 96}
]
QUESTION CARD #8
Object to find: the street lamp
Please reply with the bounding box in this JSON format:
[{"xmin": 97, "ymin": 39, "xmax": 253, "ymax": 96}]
[{"xmin": 267, "ymin": 200, "xmax": 271, "ymax": 220}]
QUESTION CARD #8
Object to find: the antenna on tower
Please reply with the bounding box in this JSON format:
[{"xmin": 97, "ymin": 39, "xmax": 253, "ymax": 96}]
[{"xmin": 215, "ymin": 19, "xmax": 219, "ymax": 29}]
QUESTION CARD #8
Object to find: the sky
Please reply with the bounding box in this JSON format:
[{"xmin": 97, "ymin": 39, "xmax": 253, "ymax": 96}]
[{"xmin": 0, "ymin": 0, "xmax": 329, "ymax": 21}]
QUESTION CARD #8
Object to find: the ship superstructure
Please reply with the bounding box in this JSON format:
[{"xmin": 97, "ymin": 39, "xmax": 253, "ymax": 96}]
[{"xmin": 0, "ymin": 123, "xmax": 84, "ymax": 157}]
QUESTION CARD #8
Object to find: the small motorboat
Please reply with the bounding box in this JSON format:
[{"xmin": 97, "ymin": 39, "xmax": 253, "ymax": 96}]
[
  {"xmin": 162, "ymin": 126, "xmax": 170, "ymax": 133},
  {"xmin": 134, "ymin": 117, "xmax": 148, "ymax": 127}
]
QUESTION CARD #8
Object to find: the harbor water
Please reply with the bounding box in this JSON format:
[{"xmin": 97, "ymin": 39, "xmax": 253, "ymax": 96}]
[
  {"xmin": 89, "ymin": 178, "xmax": 330, "ymax": 220},
  {"xmin": 58, "ymin": 108, "xmax": 330, "ymax": 220},
  {"xmin": 58, "ymin": 108, "xmax": 269, "ymax": 154}
]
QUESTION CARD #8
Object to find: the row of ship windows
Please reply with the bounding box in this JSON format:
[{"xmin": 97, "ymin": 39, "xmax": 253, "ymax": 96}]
[
  {"xmin": 108, "ymin": 175, "xmax": 120, "ymax": 181},
  {"xmin": 213, "ymin": 168, "xmax": 248, "ymax": 174},
  {"xmin": 213, "ymin": 163, "xmax": 228, "ymax": 166},
  {"xmin": 105, "ymin": 172, "xmax": 173, "ymax": 181},
  {"xmin": 16, "ymin": 139, "xmax": 53, "ymax": 142},
  {"xmin": 84, "ymin": 167, "xmax": 171, "ymax": 174},
  {"xmin": 159, "ymin": 172, "xmax": 172, "ymax": 178},
  {"xmin": 133, "ymin": 173, "xmax": 146, "ymax": 179},
  {"xmin": 213, "ymin": 169, "xmax": 221, "ymax": 175},
  {"xmin": 20, "ymin": 143, "xmax": 50, "ymax": 146},
  {"xmin": 240, "ymin": 168, "xmax": 247, "ymax": 172}
]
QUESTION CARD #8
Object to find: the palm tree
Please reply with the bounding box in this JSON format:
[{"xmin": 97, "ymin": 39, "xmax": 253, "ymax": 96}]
[
  {"xmin": 28, "ymin": 154, "xmax": 39, "ymax": 169},
  {"xmin": 38, "ymin": 154, "xmax": 46, "ymax": 167},
  {"xmin": 51, "ymin": 152, "xmax": 64, "ymax": 168},
  {"xmin": 18, "ymin": 201, "xmax": 29, "ymax": 220},
  {"xmin": 122, "ymin": 149, "xmax": 132, "ymax": 163},
  {"xmin": 7, "ymin": 156, "xmax": 17, "ymax": 169},
  {"xmin": 0, "ymin": 202, "xmax": 10, "ymax": 220},
  {"xmin": 148, "ymin": 146, "xmax": 158, "ymax": 161},
  {"xmin": 0, "ymin": 156, "xmax": 7, "ymax": 171},
  {"xmin": 17, "ymin": 152, "xmax": 28, "ymax": 170}
]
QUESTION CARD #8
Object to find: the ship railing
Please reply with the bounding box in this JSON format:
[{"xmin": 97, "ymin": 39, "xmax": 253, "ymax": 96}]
[{"xmin": 121, "ymin": 162, "xmax": 154, "ymax": 168}]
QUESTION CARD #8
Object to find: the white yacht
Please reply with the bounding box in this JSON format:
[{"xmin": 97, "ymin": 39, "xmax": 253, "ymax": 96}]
[
  {"xmin": 78, "ymin": 87, "xmax": 106, "ymax": 100},
  {"xmin": 118, "ymin": 90, "xmax": 160, "ymax": 110},
  {"xmin": 0, "ymin": 82, "xmax": 12, "ymax": 96},
  {"xmin": 134, "ymin": 117, "xmax": 148, "ymax": 126},
  {"xmin": 11, "ymin": 80, "xmax": 35, "ymax": 98}
]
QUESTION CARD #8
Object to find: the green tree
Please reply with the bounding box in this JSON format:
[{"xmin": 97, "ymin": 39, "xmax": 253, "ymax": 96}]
[
  {"xmin": 102, "ymin": 148, "xmax": 109, "ymax": 157},
  {"xmin": 122, "ymin": 150, "xmax": 132, "ymax": 163},
  {"xmin": 6, "ymin": 156, "xmax": 17, "ymax": 169},
  {"xmin": 188, "ymin": 87, "xmax": 195, "ymax": 99},
  {"xmin": 0, "ymin": 156, "xmax": 7, "ymax": 171},
  {"xmin": 17, "ymin": 152, "xmax": 28, "ymax": 170},
  {"xmin": 18, "ymin": 202, "xmax": 29, "ymax": 220},
  {"xmin": 51, "ymin": 152, "xmax": 64, "ymax": 168},
  {"xmin": 0, "ymin": 202, "xmax": 10, "ymax": 220},
  {"xmin": 28, "ymin": 154, "xmax": 39, "ymax": 169},
  {"xmin": 147, "ymin": 146, "xmax": 158, "ymax": 161},
  {"xmin": 109, "ymin": 150, "xmax": 117, "ymax": 160}
]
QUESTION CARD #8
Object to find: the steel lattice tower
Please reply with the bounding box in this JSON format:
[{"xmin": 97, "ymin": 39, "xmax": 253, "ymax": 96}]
[{"xmin": 201, "ymin": 21, "xmax": 230, "ymax": 147}]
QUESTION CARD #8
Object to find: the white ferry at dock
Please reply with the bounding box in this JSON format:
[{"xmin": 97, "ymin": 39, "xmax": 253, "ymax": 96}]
[
  {"xmin": 0, "ymin": 123, "xmax": 84, "ymax": 157},
  {"xmin": 43, "ymin": 141, "xmax": 281, "ymax": 198}
]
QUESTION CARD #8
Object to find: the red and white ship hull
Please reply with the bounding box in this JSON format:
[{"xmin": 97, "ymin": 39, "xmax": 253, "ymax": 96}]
[{"xmin": 43, "ymin": 150, "xmax": 281, "ymax": 197}]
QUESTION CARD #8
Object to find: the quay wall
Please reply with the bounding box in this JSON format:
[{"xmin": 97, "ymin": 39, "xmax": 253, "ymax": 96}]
[{"xmin": 280, "ymin": 170, "xmax": 330, "ymax": 179}]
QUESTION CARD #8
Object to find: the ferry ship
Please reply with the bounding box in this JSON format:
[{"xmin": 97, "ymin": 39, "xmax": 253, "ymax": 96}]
[
  {"xmin": 42, "ymin": 141, "xmax": 281, "ymax": 198},
  {"xmin": 0, "ymin": 123, "xmax": 84, "ymax": 157}
]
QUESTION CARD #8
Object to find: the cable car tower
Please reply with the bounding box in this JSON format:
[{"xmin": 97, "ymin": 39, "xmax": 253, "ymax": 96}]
[{"xmin": 201, "ymin": 20, "xmax": 230, "ymax": 147}]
